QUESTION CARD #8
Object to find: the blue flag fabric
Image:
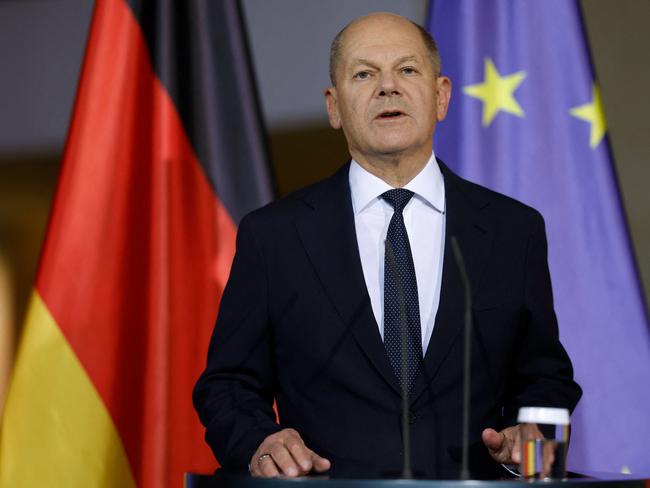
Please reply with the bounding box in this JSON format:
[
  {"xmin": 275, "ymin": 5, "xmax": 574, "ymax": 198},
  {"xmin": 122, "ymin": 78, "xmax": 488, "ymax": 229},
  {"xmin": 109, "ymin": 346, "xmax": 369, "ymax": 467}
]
[{"xmin": 428, "ymin": 0, "xmax": 650, "ymax": 475}]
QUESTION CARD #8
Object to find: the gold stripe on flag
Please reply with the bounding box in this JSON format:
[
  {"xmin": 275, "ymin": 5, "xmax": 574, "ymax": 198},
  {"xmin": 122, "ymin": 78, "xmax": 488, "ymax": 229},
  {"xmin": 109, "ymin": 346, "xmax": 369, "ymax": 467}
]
[
  {"xmin": 0, "ymin": 251, "xmax": 13, "ymax": 418},
  {"xmin": 0, "ymin": 292, "xmax": 136, "ymax": 488}
]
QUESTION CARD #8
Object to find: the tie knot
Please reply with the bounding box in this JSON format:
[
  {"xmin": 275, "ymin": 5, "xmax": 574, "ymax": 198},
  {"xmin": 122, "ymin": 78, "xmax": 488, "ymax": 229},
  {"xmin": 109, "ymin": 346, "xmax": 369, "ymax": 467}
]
[{"xmin": 381, "ymin": 188, "xmax": 414, "ymax": 214}]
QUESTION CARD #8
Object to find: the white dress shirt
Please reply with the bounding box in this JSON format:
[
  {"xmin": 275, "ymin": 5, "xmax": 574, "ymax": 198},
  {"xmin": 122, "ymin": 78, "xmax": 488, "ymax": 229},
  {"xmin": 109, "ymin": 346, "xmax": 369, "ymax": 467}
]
[{"xmin": 349, "ymin": 154, "xmax": 446, "ymax": 353}]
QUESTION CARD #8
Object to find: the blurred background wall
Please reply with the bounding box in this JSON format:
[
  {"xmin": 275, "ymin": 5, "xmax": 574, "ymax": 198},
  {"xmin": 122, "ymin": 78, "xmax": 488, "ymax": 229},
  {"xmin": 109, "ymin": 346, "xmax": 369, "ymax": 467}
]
[{"xmin": 0, "ymin": 0, "xmax": 648, "ymax": 407}]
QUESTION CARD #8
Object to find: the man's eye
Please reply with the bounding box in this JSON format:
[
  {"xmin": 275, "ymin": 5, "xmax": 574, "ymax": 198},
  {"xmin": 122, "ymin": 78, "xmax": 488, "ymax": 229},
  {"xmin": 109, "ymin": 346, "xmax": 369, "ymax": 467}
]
[
  {"xmin": 354, "ymin": 71, "xmax": 371, "ymax": 80},
  {"xmin": 401, "ymin": 67, "xmax": 417, "ymax": 75}
]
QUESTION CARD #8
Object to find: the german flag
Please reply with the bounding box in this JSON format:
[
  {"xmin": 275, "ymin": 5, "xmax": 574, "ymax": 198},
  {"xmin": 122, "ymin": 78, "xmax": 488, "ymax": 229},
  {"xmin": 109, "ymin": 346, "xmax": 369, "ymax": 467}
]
[{"xmin": 0, "ymin": 0, "xmax": 273, "ymax": 486}]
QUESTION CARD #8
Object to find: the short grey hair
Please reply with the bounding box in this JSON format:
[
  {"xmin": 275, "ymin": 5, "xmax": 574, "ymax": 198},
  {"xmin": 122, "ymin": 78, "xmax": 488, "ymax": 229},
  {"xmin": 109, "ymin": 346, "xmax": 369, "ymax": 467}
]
[{"xmin": 329, "ymin": 18, "xmax": 442, "ymax": 86}]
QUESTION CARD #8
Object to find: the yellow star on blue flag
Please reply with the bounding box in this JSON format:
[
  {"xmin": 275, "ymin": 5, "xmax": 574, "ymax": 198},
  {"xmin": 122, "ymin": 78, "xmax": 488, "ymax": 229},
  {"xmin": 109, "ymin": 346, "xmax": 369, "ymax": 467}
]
[
  {"xmin": 462, "ymin": 58, "xmax": 527, "ymax": 127},
  {"xmin": 570, "ymin": 84, "xmax": 607, "ymax": 149}
]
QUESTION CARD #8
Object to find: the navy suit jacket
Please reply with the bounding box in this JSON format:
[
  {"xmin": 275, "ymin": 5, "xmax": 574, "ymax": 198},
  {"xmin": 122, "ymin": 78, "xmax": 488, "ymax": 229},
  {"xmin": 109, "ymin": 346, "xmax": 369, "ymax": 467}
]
[{"xmin": 193, "ymin": 160, "xmax": 581, "ymax": 479}]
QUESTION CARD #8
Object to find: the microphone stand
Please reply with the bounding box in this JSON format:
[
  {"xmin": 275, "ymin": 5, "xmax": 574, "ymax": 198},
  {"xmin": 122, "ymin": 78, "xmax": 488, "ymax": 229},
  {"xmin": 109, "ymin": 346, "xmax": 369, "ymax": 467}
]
[{"xmin": 451, "ymin": 236, "xmax": 473, "ymax": 481}]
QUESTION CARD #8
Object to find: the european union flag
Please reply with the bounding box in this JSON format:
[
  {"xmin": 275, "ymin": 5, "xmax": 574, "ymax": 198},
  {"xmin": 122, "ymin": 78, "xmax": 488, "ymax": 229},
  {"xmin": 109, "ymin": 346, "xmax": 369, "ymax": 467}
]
[{"xmin": 429, "ymin": 0, "xmax": 650, "ymax": 475}]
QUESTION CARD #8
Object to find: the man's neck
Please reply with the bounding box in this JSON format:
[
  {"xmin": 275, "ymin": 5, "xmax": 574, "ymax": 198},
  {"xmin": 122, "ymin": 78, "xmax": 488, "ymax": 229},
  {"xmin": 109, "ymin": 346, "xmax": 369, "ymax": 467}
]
[{"xmin": 351, "ymin": 150, "xmax": 432, "ymax": 188}]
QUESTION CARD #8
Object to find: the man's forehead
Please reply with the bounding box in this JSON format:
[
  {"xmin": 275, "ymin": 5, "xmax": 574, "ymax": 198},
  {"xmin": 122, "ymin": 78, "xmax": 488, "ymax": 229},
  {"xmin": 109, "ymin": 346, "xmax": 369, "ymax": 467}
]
[
  {"xmin": 345, "ymin": 11, "xmax": 414, "ymax": 30},
  {"xmin": 339, "ymin": 15, "xmax": 426, "ymax": 62},
  {"xmin": 343, "ymin": 14, "xmax": 420, "ymax": 42}
]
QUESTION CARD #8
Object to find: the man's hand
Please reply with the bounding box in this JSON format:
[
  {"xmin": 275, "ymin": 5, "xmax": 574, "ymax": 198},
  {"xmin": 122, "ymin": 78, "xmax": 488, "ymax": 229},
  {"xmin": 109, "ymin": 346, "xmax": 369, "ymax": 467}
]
[
  {"xmin": 250, "ymin": 428, "xmax": 331, "ymax": 477},
  {"xmin": 481, "ymin": 425, "xmax": 522, "ymax": 464}
]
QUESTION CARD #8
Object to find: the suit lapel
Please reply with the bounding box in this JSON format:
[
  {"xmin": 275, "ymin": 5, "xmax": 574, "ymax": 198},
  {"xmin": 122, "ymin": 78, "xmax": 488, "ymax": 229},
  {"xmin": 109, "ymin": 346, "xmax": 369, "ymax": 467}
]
[
  {"xmin": 293, "ymin": 160, "xmax": 495, "ymax": 402},
  {"xmin": 411, "ymin": 161, "xmax": 494, "ymax": 404},
  {"xmin": 294, "ymin": 163, "xmax": 402, "ymax": 396}
]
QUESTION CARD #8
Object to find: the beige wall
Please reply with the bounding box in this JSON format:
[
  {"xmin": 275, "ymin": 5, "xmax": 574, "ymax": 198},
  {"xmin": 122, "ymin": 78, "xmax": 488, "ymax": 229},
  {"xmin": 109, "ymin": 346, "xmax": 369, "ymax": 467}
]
[{"xmin": 581, "ymin": 0, "xmax": 650, "ymax": 309}]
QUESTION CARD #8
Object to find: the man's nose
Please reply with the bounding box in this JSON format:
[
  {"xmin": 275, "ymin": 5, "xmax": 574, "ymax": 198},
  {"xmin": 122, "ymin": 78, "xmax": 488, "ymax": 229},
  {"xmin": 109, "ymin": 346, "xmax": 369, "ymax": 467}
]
[{"xmin": 376, "ymin": 72, "xmax": 400, "ymax": 97}]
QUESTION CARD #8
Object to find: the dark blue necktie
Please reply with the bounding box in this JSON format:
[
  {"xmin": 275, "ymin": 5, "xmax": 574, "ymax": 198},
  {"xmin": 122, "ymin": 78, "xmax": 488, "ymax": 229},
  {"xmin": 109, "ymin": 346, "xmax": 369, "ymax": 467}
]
[{"xmin": 382, "ymin": 189, "xmax": 423, "ymax": 392}]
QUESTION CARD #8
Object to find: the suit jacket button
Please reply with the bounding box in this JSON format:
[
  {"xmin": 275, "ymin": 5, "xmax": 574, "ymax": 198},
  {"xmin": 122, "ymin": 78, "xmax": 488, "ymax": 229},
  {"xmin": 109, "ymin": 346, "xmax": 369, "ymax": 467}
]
[{"xmin": 408, "ymin": 411, "xmax": 417, "ymax": 424}]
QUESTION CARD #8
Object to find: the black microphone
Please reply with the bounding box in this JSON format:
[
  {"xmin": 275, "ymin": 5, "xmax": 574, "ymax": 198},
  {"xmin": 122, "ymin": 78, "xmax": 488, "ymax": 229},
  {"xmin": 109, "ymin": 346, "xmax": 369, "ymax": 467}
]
[
  {"xmin": 450, "ymin": 236, "xmax": 473, "ymax": 480},
  {"xmin": 384, "ymin": 239, "xmax": 412, "ymax": 479}
]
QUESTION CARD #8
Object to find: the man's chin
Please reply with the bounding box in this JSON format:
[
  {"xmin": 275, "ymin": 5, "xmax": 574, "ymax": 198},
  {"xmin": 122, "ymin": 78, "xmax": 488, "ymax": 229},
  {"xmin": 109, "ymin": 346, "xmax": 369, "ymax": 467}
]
[
  {"xmin": 374, "ymin": 142, "xmax": 425, "ymax": 159},
  {"xmin": 350, "ymin": 139, "xmax": 431, "ymax": 165}
]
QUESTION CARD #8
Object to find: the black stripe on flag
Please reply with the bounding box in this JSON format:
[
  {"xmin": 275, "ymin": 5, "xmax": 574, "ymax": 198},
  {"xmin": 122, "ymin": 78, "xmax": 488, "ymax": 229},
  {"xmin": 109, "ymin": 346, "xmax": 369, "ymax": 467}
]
[{"xmin": 125, "ymin": 0, "xmax": 274, "ymax": 223}]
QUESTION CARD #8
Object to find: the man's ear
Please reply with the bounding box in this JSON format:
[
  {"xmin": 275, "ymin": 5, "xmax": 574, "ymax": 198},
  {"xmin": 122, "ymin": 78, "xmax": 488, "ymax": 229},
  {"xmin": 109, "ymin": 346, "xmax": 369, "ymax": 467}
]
[
  {"xmin": 435, "ymin": 76, "xmax": 452, "ymax": 122},
  {"xmin": 324, "ymin": 87, "xmax": 341, "ymax": 129}
]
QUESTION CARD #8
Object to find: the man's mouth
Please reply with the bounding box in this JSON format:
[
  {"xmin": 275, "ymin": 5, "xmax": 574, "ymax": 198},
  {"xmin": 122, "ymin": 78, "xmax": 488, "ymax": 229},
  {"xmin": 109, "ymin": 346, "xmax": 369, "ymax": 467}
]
[{"xmin": 377, "ymin": 110, "xmax": 405, "ymax": 119}]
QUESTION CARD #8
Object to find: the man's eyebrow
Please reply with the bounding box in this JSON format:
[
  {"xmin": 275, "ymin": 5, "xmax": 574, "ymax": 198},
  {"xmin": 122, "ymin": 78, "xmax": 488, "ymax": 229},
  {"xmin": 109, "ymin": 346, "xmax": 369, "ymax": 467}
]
[
  {"xmin": 350, "ymin": 58, "xmax": 379, "ymax": 69},
  {"xmin": 394, "ymin": 55, "xmax": 419, "ymax": 65},
  {"xmin": 350, "ymin": 55, "xmax": 420, "ymax": 69}
]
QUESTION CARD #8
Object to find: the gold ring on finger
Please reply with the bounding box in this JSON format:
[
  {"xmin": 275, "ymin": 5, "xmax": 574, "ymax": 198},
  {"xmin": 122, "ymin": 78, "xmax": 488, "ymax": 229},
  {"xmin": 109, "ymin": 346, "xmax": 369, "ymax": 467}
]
[{"xmin": 257, "ymin": 453, "xmax": 272, "ymax": 466}]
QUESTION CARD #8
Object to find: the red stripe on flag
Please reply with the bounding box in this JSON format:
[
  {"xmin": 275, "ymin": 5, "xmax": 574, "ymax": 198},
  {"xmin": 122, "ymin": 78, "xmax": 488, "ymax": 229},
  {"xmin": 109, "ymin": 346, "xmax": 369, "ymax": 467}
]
[{"xmin": 35, "ymin": 0, "xmax": 235, "ymax": 485}]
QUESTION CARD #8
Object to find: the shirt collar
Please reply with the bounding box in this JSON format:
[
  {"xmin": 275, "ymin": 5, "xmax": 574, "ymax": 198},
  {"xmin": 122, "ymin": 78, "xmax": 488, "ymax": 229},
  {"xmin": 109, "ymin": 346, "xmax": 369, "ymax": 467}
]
[{"xmin": 349, "ymin": 152, "xmax": 445, "ymax": 215}]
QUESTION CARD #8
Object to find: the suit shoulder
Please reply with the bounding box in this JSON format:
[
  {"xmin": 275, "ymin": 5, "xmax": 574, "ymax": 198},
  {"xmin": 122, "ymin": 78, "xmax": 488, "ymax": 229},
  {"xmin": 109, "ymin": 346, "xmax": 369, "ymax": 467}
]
[
  {"xmin": 239, "ymin": 163, "xmax": 348, "ymax": 231},
  {"xmin": 444, "ymin": 165, "xmax": 545, "ymax": 228}
]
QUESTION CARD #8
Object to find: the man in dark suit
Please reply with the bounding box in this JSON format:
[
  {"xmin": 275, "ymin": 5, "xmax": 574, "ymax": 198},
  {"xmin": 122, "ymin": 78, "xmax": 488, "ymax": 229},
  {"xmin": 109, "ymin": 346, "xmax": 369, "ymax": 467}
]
[{"xmin": 193, "ymin": 12, "xmax": 581, "ymax": 479}]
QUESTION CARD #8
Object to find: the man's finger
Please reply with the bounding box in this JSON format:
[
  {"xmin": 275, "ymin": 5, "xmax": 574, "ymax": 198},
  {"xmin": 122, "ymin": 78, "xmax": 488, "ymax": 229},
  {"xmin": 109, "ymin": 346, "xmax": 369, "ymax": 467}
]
[
  {"xmin": 270, "ymin": 443, "xmax": 301, "ymax": 477},
  {"xmin": 285, "ymin": 437, "xmax": 313, "ymax": 473},
  {"xmin": 311, "ymin": 452, "xmax": 331, "ymax": 473},
  {"xmin": 482, "ymin": 427, "xmax": 514, "ymax": 463},
  {"xmin": 511, "ymin": 429, "xmax": 522, "ymax": 464},
  {"xmin": 481, "ymin": 428, "xmax": 505, "ymax": 452},
  {"xmin": 482, "ymin": 425, "xmax": 522, "ymax": 464},
  {"xmin": 257, "ymin": 454, "xmax": 280, "ymax": 477}
]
